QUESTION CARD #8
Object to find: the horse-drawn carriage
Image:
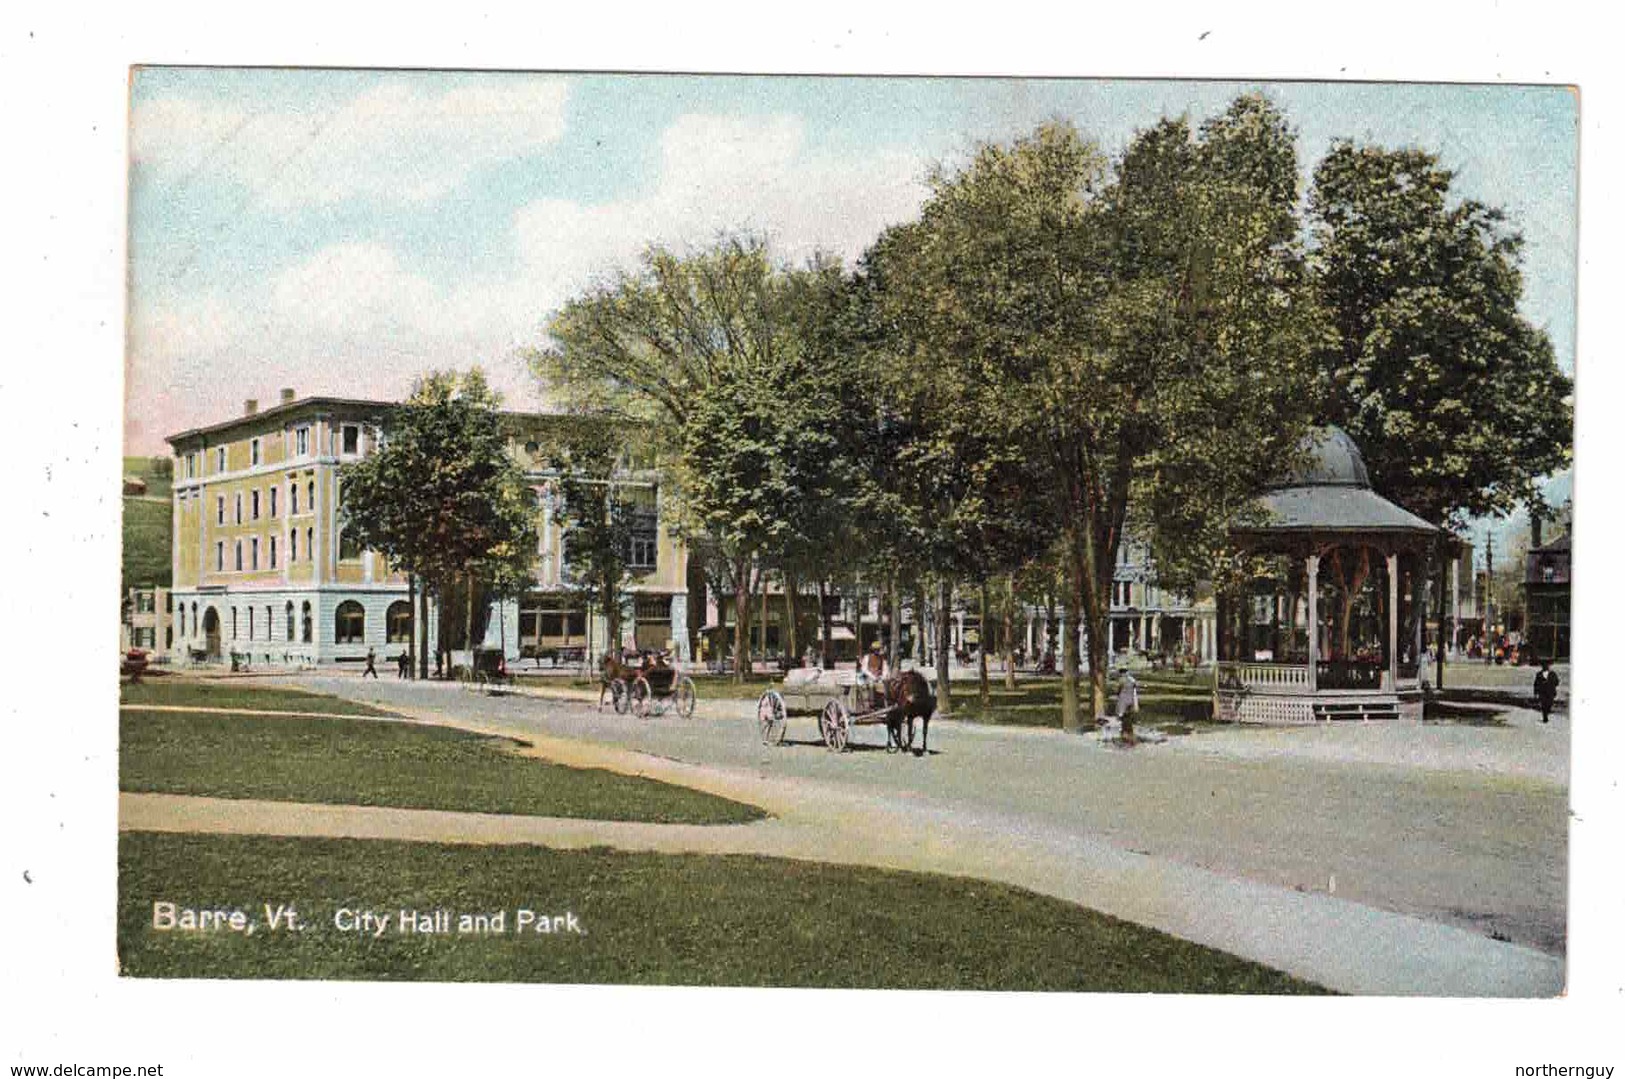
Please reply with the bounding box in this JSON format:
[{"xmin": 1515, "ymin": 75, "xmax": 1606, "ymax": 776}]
[
  {"xmin": 756, "ymin": 665, "xmax": 934, "ymax": 754},
  {"xmin": 598, "ymin": 651, "xmax": 697, "ymax": 719}
]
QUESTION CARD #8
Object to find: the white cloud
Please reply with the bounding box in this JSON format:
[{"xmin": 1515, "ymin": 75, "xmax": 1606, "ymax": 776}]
[
  {"xmin": 126, "ymin": 109, "xmax": 932, "ymax": 452},
  {"xmin": 512, "ymin": 110, "xmax": 930, "ymax": 298},
  {"xmin": 131, "ymin": 77, "xmax": 570, "ymax": 209}
]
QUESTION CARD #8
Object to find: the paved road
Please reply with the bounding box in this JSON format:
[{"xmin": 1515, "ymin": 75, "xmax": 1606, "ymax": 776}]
[{"xmin": 269, "ymin": 674, "xmax": 1566, "ymax": 992}]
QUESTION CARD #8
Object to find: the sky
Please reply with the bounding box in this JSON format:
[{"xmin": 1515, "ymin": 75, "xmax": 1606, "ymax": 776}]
[{"xmin": 125, "ymin": 69, "xmax": 1579, "ymax": 546}]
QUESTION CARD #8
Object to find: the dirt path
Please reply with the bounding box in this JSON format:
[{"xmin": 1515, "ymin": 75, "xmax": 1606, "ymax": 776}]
[{"xmin": 121, "ymin": 694, "xmax": 1565, "ymax": 997}]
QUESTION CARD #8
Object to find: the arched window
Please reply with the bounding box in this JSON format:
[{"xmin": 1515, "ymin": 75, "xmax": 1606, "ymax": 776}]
[
  {"xmin": 231, "ymin": 607, "xmax": 238, "ymax": 639},
  {"xmin": 247, "ymin": 607, "xmax": 254, "ymax": 640},
  {"xmin": 335, "ymin": 600, "xmax": 365, "ymax": 644},
  {"xmin": 191, "ymin": 603, "xmax": 198, "ymax": 638},
  {"xmin": 386, "ymin": 601, "xmax": 412, "ymax": 644},
  {"xmin": 177, "ymin": 605, "xmax": 185, "ymax": 637},
  {"xmin": 265, "ymin": 606, "xmax": 272, "ymax": 641},
  {"xmin": 286, "ymin": 602, "xmax": 295, "ymax": 642},
  {"xmin": 301, "ymin": 601, "xmax": 313, "ymax": 644}
]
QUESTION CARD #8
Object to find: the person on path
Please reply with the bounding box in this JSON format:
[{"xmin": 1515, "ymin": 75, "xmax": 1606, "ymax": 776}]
[
  {"xmin": 1116, "ymin": 671, "xmax": 1140, "ymax": 721},
  {"xmin": 363, "ymin": 647, "xmax": 378, "ymax": 679},
  {"xmin": 1533, "ymin": 660, "xmax": 1559, "ymax": 724}
]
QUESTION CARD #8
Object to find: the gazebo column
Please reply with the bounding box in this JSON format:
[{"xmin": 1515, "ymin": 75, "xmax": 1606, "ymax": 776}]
[
  {"xmin": 1305, "ymin": 553, "xmax": 1319, "ymax": 692},
  {"xmin": 1386, "ymin": 551, "xmax": 1400, "ymax": 691}
]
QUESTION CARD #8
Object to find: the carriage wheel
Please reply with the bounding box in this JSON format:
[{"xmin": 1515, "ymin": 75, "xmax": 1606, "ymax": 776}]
[
  {"xmin": 630, "ymin": 676, "xmax": 652, "ymax": 718},
  {"xmin": 819, "ymin": 698, "xmax": 850, "ymax": 752},
  {"xmin": 610, "ymin": 679, "xmax": 631, "ymax": 715},
  {"xmin": 676, "ymin": 676, "xmax": 697, "ymax": 719},
  {"xmin": 757, "ymin": 690, "xmax": 787, "ymax": 746}
]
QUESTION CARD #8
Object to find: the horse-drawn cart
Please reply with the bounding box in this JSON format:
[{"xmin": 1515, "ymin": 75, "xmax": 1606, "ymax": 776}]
[
  {"xmin": 756, "ymin": 666, "xmax": 934, "ymax": 754},
  {"xmin": 599, "ymin": 652, "xmax": 697, "ymax": 719}
]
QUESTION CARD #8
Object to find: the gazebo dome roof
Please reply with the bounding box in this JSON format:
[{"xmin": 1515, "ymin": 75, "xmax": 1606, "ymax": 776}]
[
  {"xmin": 1233, "ymin": 425, "xmax": 1436, "ymax": 540},
  {"xmin": 1287, "ymin": 426, "xmax": 1371, "ymax": 489}
]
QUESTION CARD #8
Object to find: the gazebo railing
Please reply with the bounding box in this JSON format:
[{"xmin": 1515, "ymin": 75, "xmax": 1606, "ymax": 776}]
[{"xmin": 1216, "ymin": 661, "xmax": 1312, "ymax": 694}]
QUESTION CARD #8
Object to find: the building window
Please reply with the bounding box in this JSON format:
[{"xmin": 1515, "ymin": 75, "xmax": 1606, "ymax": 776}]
[
  {"xmin": 191, "ymin": 602, "xmax": 198, "ymax": 635},
  {"xmin": 231, "ymin": 607, "xmax": 238, "ymax": 639},
  {"xmin": 216, "ymin": 447, "xmax": 226, "ymax": 473},
  {"xmin": 234, "ymin": 541, "xmax": 243, "ymax": 571},
  {"xmin": 290, "ymin": 482, "xmax": 299, "ymax": 515},
  {"xmin": 215, "ymin": 542, "xmax": 224, "ymax": 572},
  {"xmin": 307, "ymin": 527, "xmax": 314, "ymax": 565},
  {"xmin": 251, "ymin": 537, "xmax": 259, "ymax": 570},
  {"xmin": 248, "ymin": 607, "xmax": 254, "ymax": 640},
  {"xmin": 265, "ymin": 605, "xmax": 272, "ymax": 641},
  {"xmin": 296, "ymin": 427, "xmax": 309, "ymax": 456},
  {"xmin": 335, "ymin": 600, "xmax": 365, "ymax": 644},
  {"xmin": 235, "ymin": 494, "xmax": 243, "ymax": 525},
  {"xmin": 290, "ymin": 530, "xmax": 298, "ymax": 562},
  {"xmin": 301, "ymin": 601, "xmax": 313, "ymax": 643},
  {"xmin": 286, "ymin": 602, "xmax": 295, "ymax": 642},
  {"xmin": 251, "ymin": 490, "xmax": 260, "ymax": 520},
  {"xmin": 628, "ymin": 499, "xmax": 658, "ymax": 571},
  {"xmin": 269, "ymin": 486, "xmax": 278, "ymax": 518},
  {"xmin": 185, "ymin": 453, "xmax": 196, "ymax": 478},
  {"xmin": 177, "ymin": 606, "xmax": 185, "ymax": 637},
  {"xmin": 342, "ymin": 425, "xmax": 360, "ymax": 455},
  {"xmin": 308, "ymin": 481, "xmax": 315, "ymax": 511},
  {"xmin": 270, "ymin": 535, "xmax": 278, "ymax": 568},
  {"xmin": 251, "ymin": 438, "xmax": 261, "ymax": 466},
  {"xmin": 387, "ymin": 601, "xmax": 412, "ymax": 644},
  {"xmin": 216, "ymin": 496, "xmax": 224, "ymax": 525}
]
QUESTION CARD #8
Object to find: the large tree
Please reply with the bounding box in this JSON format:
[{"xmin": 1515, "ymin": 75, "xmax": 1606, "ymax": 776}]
[
  {"xmin": 339, "ymin": 369, "xmax": 537, "ymax": 678},
  {"xmin": 867, "ymin": 97, "xmax": 1322, "ymax": 735},
  {"xmin": 534, "ymin": 237, "xmax": 861, "ymax": 681},
  {"xmin": 1309, "ymin": 140, "xmax": 1573, "ymax": 525},
  {"xmin": 543, "ymin": 417, "xmax": 650, "ymax": 663},
  {"xmin": 1308, "ymin": 142, "xmax": 1574, "ymax": 675}
]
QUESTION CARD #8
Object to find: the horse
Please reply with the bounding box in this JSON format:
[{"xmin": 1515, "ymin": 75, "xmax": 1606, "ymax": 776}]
[{"xmin": 882, "ymin": 669, "xmax": 936, "ymax": 757}]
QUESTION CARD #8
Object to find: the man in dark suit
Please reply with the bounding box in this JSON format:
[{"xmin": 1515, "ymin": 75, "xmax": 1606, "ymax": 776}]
[{"xmin": 1533, "ymin": 660, "xmax": 1560, "ymax": 724}]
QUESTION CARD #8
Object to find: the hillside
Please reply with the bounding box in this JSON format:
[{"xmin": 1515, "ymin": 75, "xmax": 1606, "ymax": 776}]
[{"xmin": 122, "ymin": 456, "xmax": 172, "ymax": 592}]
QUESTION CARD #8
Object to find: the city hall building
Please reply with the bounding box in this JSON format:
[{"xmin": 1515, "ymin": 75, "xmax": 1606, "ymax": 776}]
[{"xmin": 164, "ymin": 392, "xmax": 693, "ymax": 668}]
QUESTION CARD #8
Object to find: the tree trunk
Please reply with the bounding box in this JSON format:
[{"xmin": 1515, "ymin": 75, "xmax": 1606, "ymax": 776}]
[
  {"xmin": 978, "ymin": 578, "xmax": 991, "ymax": 707},
  {"xmin": 760, "ymin": 565, "xmax": 769, "ymax": 667},
  {"xmin": 784, "ymin": 569, "xmax": 799, "ymax": 668},
  {"xmin": 1061, "ymin": 570, "xmax": 1081, "ymax": 731},
  {"xmin": 464, "ymin": 570, "xmax": 475, "ymax": 668},
  {"xmin": 914, "ymin": 582, "xmax": 929, "ymax": 664},
  {"xmin": 819, "ymin": 578, "xmax": 833, "ymax": 669},
  {"xmin": 934, "ymin": 578, "xmax": 953, "ymax": 718},
  {"xmin": 888, "ymin": 572, "xmax": 903, "ymax": 672},
  {"xmin": 1003, "ymin": 576, "xmax": 1017, "ymax": 690},
  {"xmin": 731, "ymin": 555, "xmax": 750, "ymax": 685},
  {"xmin": 407, "ymin": 574, "xmax": 417, "ymax": 679},
  {"xmin": 1434, "ymin": 537, "xmax": 1448, "ymax": 689}
]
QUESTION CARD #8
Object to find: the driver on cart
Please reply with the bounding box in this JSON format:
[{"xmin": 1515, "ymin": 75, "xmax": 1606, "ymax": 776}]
[{"xmin": 855, "ymin": 642, "xmax": 890, "ymax": 706}]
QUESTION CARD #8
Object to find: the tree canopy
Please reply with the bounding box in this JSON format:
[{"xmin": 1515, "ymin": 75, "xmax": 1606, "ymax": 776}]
[{"xmin": 1308, "ymin": 140, "xmax": 1574, "ymax": 529}]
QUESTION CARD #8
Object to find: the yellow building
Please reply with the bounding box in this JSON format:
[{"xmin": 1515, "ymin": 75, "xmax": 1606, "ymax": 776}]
[{"xmin": 165, "ymin": 393, "xmax": 692, "ymax": 668}]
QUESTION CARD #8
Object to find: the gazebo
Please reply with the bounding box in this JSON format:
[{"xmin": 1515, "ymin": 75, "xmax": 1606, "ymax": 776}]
[{"xmin": 1214, "ymin": 426, "xmax": 1437, "ymax": 723}]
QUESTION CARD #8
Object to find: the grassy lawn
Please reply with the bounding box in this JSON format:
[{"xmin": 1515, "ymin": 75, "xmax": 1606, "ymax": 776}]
[
  {"xmin": 120, "ymin": 709, "xmax": 765, "ymax": 824},
  {"xmin": 120, "ymin": 678, "xmax": 396, "ymax": 716},
  {"xmin": 676, "ymin": 670, "xmax": 1216, "ymax": 731},
  {"xmin": 118, "ymin": 831, "xmax": 1325, "ymax": 992}
]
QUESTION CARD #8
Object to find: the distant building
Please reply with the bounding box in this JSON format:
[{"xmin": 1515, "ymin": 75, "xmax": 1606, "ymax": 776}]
[
  {"xmin": 121, "ymin": 586, "xmax": 171, "ymax": 654},
  {"xmin": 164, "ymin": 392, "xmax": 691, "ymax": 668},
  {"xmin": 1523, "ymin": 525, "xmax": 1571, "ymax": 662}
]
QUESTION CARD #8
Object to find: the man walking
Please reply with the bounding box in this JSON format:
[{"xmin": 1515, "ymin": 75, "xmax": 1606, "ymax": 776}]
[
  {"xmin": 1533, "ymin": 660, "xmax": 1559, "ymax": 724},
  {"xmin": 364, "ymin": 646, "xmax": 379, "ymax": 679}
]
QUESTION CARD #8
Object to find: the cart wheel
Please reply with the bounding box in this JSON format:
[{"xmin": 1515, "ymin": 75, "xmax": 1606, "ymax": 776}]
[
  {"xmin": 631, "ymin": 676, "xmax": 652, "ymax": 718},
  {"xmin": 819, "ymin": 698, "xmax": 850, "ymax": 752},
  {"xmin": 757, "ymin": 690, "xmax": 787, "ymax": 745},
  {"xmin": 676, "ymin": 676, "xmax": 697, "ymax": 719},
  {"xmin": 611, "ymin": 678, "xmax": 631, "ymax": 715}
]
